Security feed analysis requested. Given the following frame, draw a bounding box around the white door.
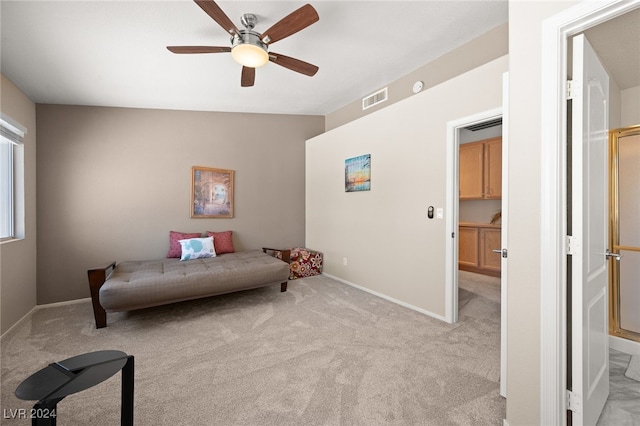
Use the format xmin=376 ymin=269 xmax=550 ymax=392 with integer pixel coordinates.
xmin=570 ymin=34 xmax=610 ymax=426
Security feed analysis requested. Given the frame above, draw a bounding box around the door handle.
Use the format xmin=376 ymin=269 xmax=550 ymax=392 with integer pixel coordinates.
xmin=601 ymin=249 xmax=622 ymax=261
xmin=492 ymin=248 xmax=508 ymax=258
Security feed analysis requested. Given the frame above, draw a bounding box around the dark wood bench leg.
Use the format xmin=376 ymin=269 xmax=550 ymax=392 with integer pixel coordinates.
xmin=92 ymin=304 xmax=107 ymax=329
xmin=88 ymin=262 xmax=116 ymax=329
xmin=263 ymin=248 xmax=290 ymax=293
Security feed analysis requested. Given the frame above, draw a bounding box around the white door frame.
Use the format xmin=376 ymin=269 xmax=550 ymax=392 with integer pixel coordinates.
xmin=540 ymin=0 xmax=639 ymax=424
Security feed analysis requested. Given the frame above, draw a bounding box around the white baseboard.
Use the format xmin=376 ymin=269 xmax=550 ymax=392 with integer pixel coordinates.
xmin=609 ymin=335 xmax=640 ymax=356
xmin=1 ymin=297 xmax=91 ymax=341
xmin=0 ymin=305 xmax=37 ymax=341
xmin=36 ymin=297 xmax=91 ymax=309
xmin=503 ymin=419 xmax=509 ymax=426
xmin=322 ymin=273 xmax=448 ymax=323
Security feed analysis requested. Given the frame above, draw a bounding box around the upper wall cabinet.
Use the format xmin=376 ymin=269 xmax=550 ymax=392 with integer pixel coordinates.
xmin=459 ymin=137 xmax=502 ymax=199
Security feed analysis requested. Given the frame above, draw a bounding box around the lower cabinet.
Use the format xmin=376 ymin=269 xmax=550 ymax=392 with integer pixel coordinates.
xmin=459 ymin=223 xmax=501 ymax=277
xmin=459 ymin=227 xmax=479 ymax=268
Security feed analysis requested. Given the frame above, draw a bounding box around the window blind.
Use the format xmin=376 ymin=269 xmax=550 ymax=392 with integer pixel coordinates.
xmin=0 ymin=113 xmax=26 ymax=145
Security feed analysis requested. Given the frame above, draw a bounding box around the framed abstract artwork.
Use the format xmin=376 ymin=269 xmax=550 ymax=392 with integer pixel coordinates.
xmin=345 ymin=154 xmax=371 ymax=192
xmin=191 ymin=166 xmax=234 ymax=218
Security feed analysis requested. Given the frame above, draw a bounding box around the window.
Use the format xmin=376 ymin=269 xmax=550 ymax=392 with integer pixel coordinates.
xmin=1 ymin=113 xmax=26 ymax=241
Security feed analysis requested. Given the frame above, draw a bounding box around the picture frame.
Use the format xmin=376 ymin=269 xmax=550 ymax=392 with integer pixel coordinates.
xmin=191 ymin=166 xmax=234 ymax=218
xmin=345 ymin=154 xmax=371 ymax=192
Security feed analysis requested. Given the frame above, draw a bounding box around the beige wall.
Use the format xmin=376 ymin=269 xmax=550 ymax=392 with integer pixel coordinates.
xmin=610 ymin=76 xmax=622 ymax=129
xmin=621 ymin=85 xmax=640 ymax=127
xmin=459 ymin=200 xmax=502 ymax=224
xmin=306 ymin=56 xmax=507 ymax=318
xmin=0 ymin=74 xmax=37 ymax=335
xmin=506 ymin=1 xmax=578 ymax=425
xmin=36 ymin=105 xmax=323 ymax=304
xmin=325 ymin=23 xmax=508 ymax=132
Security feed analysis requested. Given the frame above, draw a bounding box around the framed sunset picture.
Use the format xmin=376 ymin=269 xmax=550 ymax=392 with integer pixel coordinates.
xmin=345 ymin=154 xmax=371 ymax=192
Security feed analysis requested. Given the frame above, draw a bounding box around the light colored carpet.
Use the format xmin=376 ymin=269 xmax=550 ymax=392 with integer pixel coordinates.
xmin=1 ymin=273 xmax=505 ymax=425
xmin=626 ymin=355 xmax=640 ymax=382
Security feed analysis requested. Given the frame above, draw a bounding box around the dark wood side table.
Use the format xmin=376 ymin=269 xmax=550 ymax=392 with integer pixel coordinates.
xmin=15 ymin=350 xmax=134 ymax=426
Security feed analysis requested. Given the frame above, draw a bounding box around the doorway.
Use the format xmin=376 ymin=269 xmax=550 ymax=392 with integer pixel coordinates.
xmin=445 ymin=99 xmax=508 ymax=397
xmin=540 ymin=1 xmax=640 ymax=423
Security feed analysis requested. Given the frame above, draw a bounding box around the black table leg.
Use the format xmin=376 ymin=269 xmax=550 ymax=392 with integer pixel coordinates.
xmin=32 ymin=398 xmax=62 ymax=426
xmin=16 ymin=351 xmax=134 ymax=425
xmin=121 ymin=356 xmax=134 ymax=426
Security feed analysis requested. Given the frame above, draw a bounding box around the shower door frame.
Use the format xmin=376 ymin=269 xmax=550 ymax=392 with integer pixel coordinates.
xmin=609 ymin=124 xmax=640 ymax=343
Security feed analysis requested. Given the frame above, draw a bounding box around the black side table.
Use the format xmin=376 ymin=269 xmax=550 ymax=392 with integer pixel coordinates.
xmin=15 ymin=350 xmax=134 ymax=426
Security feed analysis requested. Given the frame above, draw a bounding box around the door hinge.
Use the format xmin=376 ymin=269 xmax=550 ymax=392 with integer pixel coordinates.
xmin=567 ymin=80 xmax=576 ymax=100
xmin=566 ymin=389 xmax=582 ymax=413
xmin=566 ymin=235 xmax=577 ymax=255
xmin=567 ymin=80 xmax=581 ymax=100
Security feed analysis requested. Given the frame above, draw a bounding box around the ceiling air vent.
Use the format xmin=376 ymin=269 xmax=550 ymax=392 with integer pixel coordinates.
xmin=465 ymin=118 xmax=503 ymax=131
xmin=362 ymin=87 xmax=388 ymax=111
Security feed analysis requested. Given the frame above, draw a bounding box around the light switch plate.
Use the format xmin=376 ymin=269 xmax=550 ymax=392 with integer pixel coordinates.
xmin=436 ymin=208 xmax=443 ymax=219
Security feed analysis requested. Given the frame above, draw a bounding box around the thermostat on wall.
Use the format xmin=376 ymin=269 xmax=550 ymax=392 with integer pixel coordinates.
xmin=412 ymin=81 xmax=424 ymax=94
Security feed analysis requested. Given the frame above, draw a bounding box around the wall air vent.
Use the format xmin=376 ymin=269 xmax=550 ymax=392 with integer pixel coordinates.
xmin=465 ymin=118 xmax=503 ymax=131
xmin=362 ymin=87 xmax=388 ymax=111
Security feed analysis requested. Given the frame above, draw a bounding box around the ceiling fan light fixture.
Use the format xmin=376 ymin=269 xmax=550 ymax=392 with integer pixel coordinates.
xmin=231 ymin=31 xmax=269 ymax=68
xmin=168 ymin=2 xmax=320 ymax=87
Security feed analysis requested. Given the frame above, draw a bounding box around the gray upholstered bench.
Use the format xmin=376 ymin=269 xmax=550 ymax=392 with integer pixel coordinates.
xmin=88 ymin=249 xmax=290 ymax=328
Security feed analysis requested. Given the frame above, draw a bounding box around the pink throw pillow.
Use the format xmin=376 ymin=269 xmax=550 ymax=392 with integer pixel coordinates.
xmin=167 ymin=231 xmax=201 ymax=258
xmin=206 ymin=231 xmax=235 ymax=254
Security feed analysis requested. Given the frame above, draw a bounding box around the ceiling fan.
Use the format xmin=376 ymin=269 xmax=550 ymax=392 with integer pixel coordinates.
xmin=167 ymin=0 xmax=320 ymax=87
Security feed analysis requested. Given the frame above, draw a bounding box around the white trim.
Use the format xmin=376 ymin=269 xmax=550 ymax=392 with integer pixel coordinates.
xmin=539 ymin=1 xmax=640 ymax=424
xmin=445 ymin=119 xmax=458 ymax=324
xmin=322 ymin=273 xmax=448 ymax=323
xmin=0 ymin=113 xmax=27 ymax=136
xmin=37 ymin=297 xmax=91 ymax=309
xmin=609 ymin=336 xmax=640 ymax=356
xmin=500 ymin=71 xmax=509 ymax=399
xmin=540 ymin=10 xmax=567 ymax=425
xmin=0 ymin=236 xmax=25 ymax=245
xmin=0 ymin=298 xmax=91 ymax=341
xmin=445 ymin=107 xmax=502 ymax=325
xmin=0 ymin=305 xmax=37 ymax=341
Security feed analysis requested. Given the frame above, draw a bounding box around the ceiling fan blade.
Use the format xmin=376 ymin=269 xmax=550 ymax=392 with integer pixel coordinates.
xmin=269 ymin=52 xmax=318 ymax=77
xmin=194 ymin=0 xmax=239 ymax=35
xmin=167 ymin=46 xmax=231 ymax=54
xmin=241 ymin=67 xmax=255 ymax=87
xmin=261 ymin=4 xmax=319 ymax=45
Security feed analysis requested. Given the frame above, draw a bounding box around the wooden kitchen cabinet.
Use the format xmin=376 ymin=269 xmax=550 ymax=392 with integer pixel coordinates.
xmin=459 ymin=222 xmax=501 ymax=277
xmin=458 ymin=226 xmax=479 ymax=268
xmin=459 ymin=137 xmax=502 ymax=199
xmin=459 ymin=142 xmax=484 ymax=199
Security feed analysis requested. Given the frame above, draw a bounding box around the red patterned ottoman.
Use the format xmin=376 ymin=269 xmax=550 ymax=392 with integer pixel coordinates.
xmin=268 ymin=247 xmax=323 ymax=280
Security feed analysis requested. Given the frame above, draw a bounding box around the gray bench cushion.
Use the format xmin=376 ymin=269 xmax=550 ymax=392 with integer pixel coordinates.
xmin=99 ymin=250 xmax=289 ymax=311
